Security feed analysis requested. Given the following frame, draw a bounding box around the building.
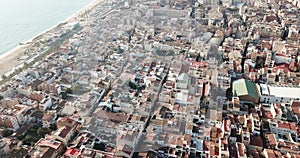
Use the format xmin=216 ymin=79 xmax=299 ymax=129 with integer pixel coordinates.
xmin=52 ymin=126 xmax=75 ymax=145
xmin=63 ymin=148 xmax=81 ymax=158
xmin=42 ymin=112 xmax=57 ymax=128
xmin=0 ymin=138 xmax=11 ymax=157
xmin=176 ymin=73 xmax=191 ymax=89
xmin=260 ymin=84 xmax=300 ymax=104
xmin=13 ymin=104 xmax=31 ymax=125
xmin=232 ymin=79 xmax=260 ymax=103
xmin=29 ymin=137 xmax=64 ymax=158
xmin=269 ymin=120 xmax=298 ymax=142
xmin=0 ymin=115 xmax=19 ymax=131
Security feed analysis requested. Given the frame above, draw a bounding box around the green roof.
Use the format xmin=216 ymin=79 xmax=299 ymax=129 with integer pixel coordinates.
xmin=233 ymin=79 xmax=259 ymax=99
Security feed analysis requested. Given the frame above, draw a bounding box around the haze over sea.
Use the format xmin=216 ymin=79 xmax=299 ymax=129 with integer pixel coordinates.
xmin=0 ymin=0 xmax=93 ymax=55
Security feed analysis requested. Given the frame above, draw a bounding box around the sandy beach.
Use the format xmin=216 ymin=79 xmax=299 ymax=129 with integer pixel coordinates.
xmin=0 ymin=0 xmax=104 ymax=76
xmin=0 ymin=45 xmax=27 ymax=75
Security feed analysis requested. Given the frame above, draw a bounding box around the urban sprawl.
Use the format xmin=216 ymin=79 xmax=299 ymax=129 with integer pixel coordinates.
xmin=0 ymin=0 xmax=300 ymax=157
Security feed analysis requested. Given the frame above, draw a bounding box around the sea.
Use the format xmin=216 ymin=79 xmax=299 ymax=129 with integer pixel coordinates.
xmin=0 ymin=0 xmax=93 ymax=55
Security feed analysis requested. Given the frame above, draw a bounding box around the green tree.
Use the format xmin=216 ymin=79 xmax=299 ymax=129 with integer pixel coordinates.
xmin=93 ymin=143 xmax=106 ymax=151
xmin=17 ymin=135 xmax=25 ymax=140
xmin=23 ymin=135 xmax=33 ymax=146
xmin=24 ymin=135 xmax=32 ymax=142
xmin=128 ymin=80 xmax=137 ymax=89
xmin=2 ymin=128 xmax=12 ymax=137
xmin=62 ymin=92 xmax=68 ymax=99
xmin=49 ymin=123 xmax=58 ymax=131
xmin=66 ymin=88 xmax=73 ymax=94
xmin=37 ymin=127 xmax=45 ymax=137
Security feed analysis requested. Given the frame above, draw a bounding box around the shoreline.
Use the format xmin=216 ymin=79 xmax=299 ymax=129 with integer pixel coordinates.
xmin=0 ymin=0 xmax=104 ymax=76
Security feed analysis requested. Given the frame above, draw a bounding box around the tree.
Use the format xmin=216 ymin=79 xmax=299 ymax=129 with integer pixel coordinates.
xmin=128 ymin=80 xmax=137 ymax=89
xmin=37 ymin=127 xmax=45 ymax=137
xmin=25 ymin=135 xmax=32 ymax=141
xmin=66 ymin=88 xmax=73 ymax=94
xmin=62 ymin=92 xmax=68 ymax=99
xmin=2 ymin=128 xmax=12 ymax=137
xmin=17 ymin=135 xmax=25 ymax=140
xmin=49 ymin=123 xmax=57 ymax=131
xmin=93 ymin=142 xmax=106 ymax=151
xmin=23 ymin=135 xmax=33 ymax=146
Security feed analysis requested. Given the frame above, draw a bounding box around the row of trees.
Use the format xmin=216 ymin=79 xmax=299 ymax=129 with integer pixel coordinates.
xmin=17 ymin=125 xmax=52 ymax=146
xmin=0 ymin=123 xmax=57 ymax=146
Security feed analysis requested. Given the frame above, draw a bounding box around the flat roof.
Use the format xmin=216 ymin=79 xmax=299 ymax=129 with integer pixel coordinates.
xmin=233 ymin=79 xmax=259 ymax=99
xmin=268 ymin=85 xmax=300 ymax=99
xmin=175 ymin=89 xmax=188 ymax=104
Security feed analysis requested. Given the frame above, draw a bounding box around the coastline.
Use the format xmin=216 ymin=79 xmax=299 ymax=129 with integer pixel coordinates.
xmin=0 ymin=0 xmax=104 ymax=76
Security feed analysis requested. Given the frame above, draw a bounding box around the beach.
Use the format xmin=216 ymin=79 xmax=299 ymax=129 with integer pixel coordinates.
xmin=0 ymin=45 xmax=27 ymax=75
xmin=0 ymin=0 xmax=104 ymax=76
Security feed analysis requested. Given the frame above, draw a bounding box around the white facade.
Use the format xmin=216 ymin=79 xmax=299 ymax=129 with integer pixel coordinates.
xmin=159 ymin=93 xmax=170 ymax=103
xmin=14 ymin=113 xmax=26 ymax=125
xmin=274 ymin=54 xmax=291 ymax=64
xmin=272 ymin=41 xmax=286 ymax=53
xmin=175 ymin=90 xmax=191 ymax=105
xmin=175 ymin=73 xmax=191 ymax=89
xmin=10 ymin=117 xmax=19 ymax=131
xmin=41 ymin=98 xmax=53 ymax=111
xmin=16 ymin=86 xmax=31 ymax=98
xmin=259 ymin=84 xmax=300 ymax=103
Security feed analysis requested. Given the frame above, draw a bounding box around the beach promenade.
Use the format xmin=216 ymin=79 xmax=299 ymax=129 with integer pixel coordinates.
xmin=0 ymin=0 xmax=104 ymax=76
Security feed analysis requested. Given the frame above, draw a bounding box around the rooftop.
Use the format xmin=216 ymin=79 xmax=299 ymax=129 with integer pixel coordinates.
xmin=64 ymin=148 xmax=81 ymax=157
xmin=233 ymin=79 xmax=259 ymax=99
xmin=35 ymin=137 xmax=62 ymax=150
xmin=268 ymin=85 xmax=300 ymax=99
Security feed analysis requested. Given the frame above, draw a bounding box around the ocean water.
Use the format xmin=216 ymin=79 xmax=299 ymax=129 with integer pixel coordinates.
xmin=0 ymin=0 xmax=93 ymax=55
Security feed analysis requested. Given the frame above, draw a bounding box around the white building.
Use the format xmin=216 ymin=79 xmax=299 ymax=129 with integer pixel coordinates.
xmin=175 ymin=89 xmax=189 ymax=105
xmin=175 ymin=73 xmax=191 ymax=89
xmin=16 ymin=86 xmax=31 ymax=98
xmin=259 ymin=84 xmax=300 ymax=103
xmin=274 ymin=53 xmax=291 ymax=65
xmin=41 ymin=97 xmax=53 ymax=111
xmin=269 ymin=120 xmax=297 ymax=142
xmin=272 ymin=40 xmax=286 ymax=52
